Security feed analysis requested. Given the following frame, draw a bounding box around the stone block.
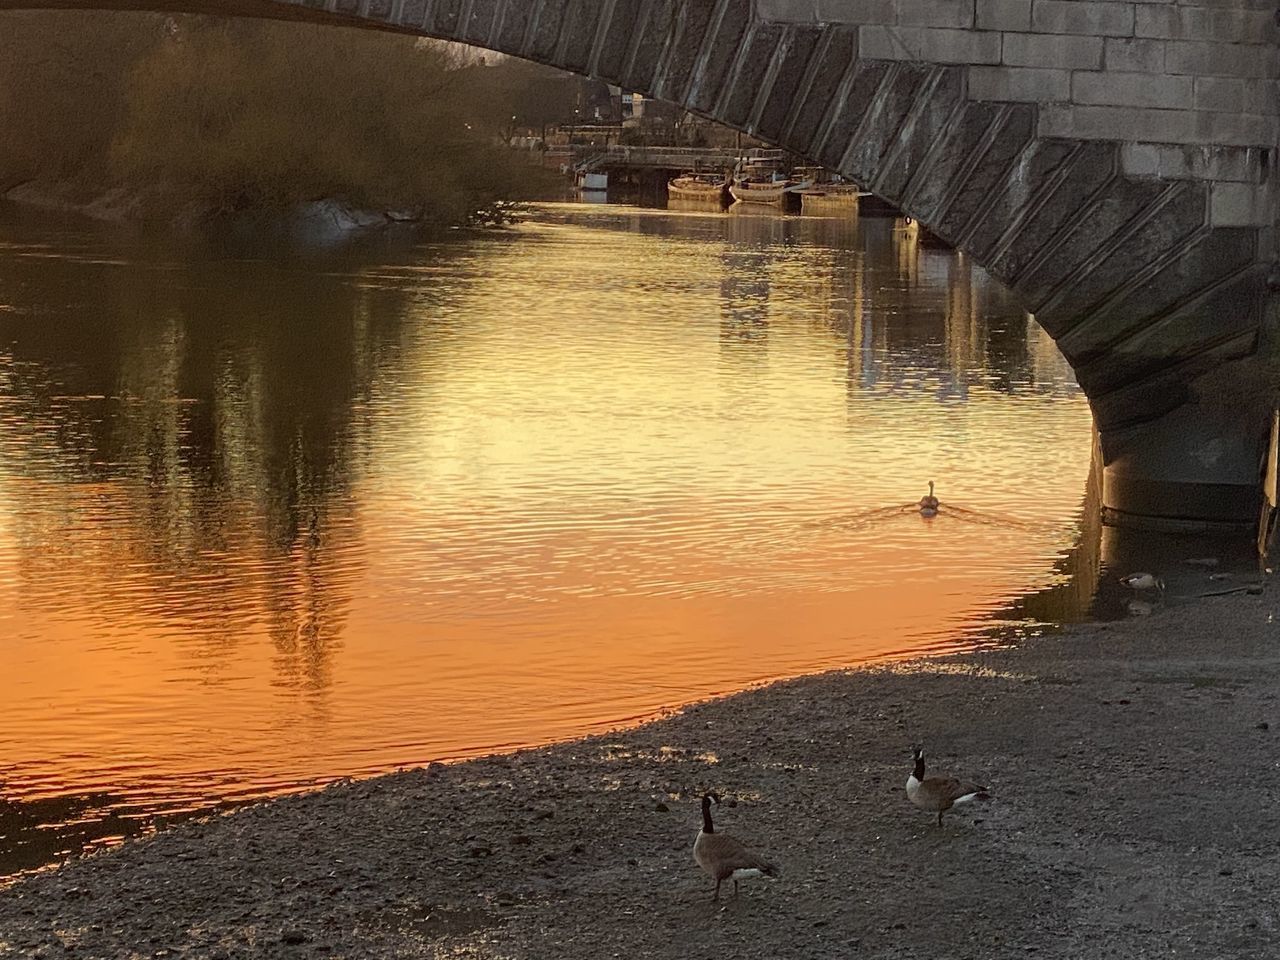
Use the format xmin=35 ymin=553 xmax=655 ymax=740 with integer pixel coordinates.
xmin=426 ymin=0 xmax=463 ymax=37
xmin=560 ymin=0 xmax=602 ymax=72
xmin=1044 ymin=183 xmax=1206 ymax=331
xmin=688 ymin=0 xmax=754 ymax=113
xmin=1087 ymin=328 xmax=1254 ymax=428
xmin=1104 ymin=37 xmax=1166 ymax=72
xmin=965 ymin=139 xmax=1077 ymax=266
xmin=1036 ymin=103 xmax=1076 ymax=137
xmin=1019 ymin=177 xmax=1170 ymax=314
xmin=1136 ymin=5 xmax=1279 ymax=43
xmin=757 ymin=27 xmax=823 ymax=139
xmin=1073 ymin=70 xmax=1194 ymax=109
xmin=1087 ymin=244 xmax=1261 ymax=399
xmin=1040 ymin=104 xmax=1200 ymax=143
xmin=785 ymin=27 xmax=860 ymax=153
xmin=1206 ymin=111 xmax=1280 ymax=147
xmin=976 ymin=0 xmax=1032 ymax=32
xmin=1003 ymin=33 xmax=1104 ymax=70
xmin=460 ymin=0 xmax=500 ymax=44
xmin=1121 ymin=142 xmax=1163 ymax=176
xmin=623 ymin=0 xmax=675 ymax=92
xmin=968 ymin=65 xmax=1072 ymax=101
xmin=1166 ymin=40 xmax=1280 ymax=79
xmin=594 ymin=0 xmax=642 ymax=81
xmin=844 ymin=62 xmax=934 ymax=184
xmin=496 ymin=1 xmax=534 ymax=55
xmin=903 ymin=100 xmax=1002 ymax=222
xmin=876 ymin=66 xmax=966 ymax=198
xmin=1260 ymin=225 xmax=1277 ymax=263
xmin=815 ymin=0 xmax=895 ymax=23
xmin=657 ymin=0 xmax=719 ymax=101
xmin=1194 ymin=77 xmax=1280 ymax=116
xmin=1126 ymin=143 xmax=1269 ymax=182
xmin=529 ymin=0 xmax=570 ymax=62
xmin=366 ymin=0 xmax=394 ymax=22
xmin=1102 ymin=231 xmax=1259 ymax=349
xmin=1031 ymin=0 xmax=1135 ymax=37
xmin=988 ymin=140 xmax=1117 ymax=283
xmin=895 ymin=0 xmax=974 ymax=28
xmin=1177 ymin=0 xmax=1275 ymax=9
xmin=1211 ymin=183 xmax=1272 ymax=226
xmin=858 ymin=26 xmax=1002 ymax=63
xmin=757 ymin=0 xmax=818 ymax=20
xmin=816 ymin=60 xmax=892 ymax=168
xmin=721 ymin=23 xmax=787 ymax=126
xmin=935 ymin=105 xmax=1037 ymax=240
xmin=396 ymin=0 xmax=430 ymax=28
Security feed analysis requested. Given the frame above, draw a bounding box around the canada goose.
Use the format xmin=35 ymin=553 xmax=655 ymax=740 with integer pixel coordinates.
xmin=918 ymin=481 xmax=940 ymax=516
xmin=906 ymin=748 xmax=989 ymax=826
xmin=693 ymin=792 xmax=779 ymax=899
xmin=1119 ymin=572 xmax=1164 ymax=592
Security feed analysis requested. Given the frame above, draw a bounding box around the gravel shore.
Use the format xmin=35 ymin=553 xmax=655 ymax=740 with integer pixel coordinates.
xmin=2 ymin=586 xmax=1277 ymax=959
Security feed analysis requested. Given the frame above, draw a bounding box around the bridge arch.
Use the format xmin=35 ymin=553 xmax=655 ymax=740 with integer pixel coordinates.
xmin=3 ymin=0 xmax=1276 ymax=527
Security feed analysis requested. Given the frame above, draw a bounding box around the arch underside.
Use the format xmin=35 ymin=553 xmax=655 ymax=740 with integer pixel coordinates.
xmin=3 ymin=0 xmax=1269 ymax=468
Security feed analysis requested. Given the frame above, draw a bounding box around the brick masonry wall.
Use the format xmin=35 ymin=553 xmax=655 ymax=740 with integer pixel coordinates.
xmin=758 ymin=0 xmax=1279 ymax=229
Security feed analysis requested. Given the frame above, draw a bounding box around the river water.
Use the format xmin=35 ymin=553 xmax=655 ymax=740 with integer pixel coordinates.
xmin=0 ymin=199 xmax=1097 ymax=878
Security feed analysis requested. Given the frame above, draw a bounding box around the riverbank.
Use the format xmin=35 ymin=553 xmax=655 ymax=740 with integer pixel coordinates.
xmin=1 ymin=585 xmax=1277 ymax=958
xmin=1 ymin=180 xmax=483 ymax=239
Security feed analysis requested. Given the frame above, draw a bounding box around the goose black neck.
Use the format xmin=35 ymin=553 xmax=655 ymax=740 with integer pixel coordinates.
xmin=701 ymin=795 xmax=715 ymax=834
xmin=913 ymin=755 xmax=925 ymax=780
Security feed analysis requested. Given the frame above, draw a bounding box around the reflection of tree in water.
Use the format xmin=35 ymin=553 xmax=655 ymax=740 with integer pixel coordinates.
xmin=0 ymin=240 xmax=410 ymax=694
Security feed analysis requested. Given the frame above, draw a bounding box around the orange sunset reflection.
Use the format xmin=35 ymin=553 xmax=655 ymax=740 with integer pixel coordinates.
xmin=0 ymin=203 xmax=1094 ymax=874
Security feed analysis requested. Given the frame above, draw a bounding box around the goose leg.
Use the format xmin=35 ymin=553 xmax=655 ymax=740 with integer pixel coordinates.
xmin=733 ymin=880 xmax=739 ymax=898
xmin=937 ymin=810 xmax=943 ymax=827
xmin=713 ymin=879 xmax=721 ymax=901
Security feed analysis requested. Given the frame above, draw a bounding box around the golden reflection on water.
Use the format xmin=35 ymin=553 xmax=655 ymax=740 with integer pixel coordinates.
xmin=0 ymin=202 xmax=1093 ymax=875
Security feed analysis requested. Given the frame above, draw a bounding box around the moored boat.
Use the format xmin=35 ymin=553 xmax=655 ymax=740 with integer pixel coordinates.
xmin=729 ymin=177 xmax=790 ymax=204
xmin=798 ymin=182 xmax=866 ymax=208
xmin=668 ymin=172 xmax=729 ymax=203
xmin=729 ymin=163 xmax=814 ymax=206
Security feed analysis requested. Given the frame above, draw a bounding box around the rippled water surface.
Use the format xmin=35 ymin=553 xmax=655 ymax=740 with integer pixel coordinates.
xmin=0 ymin=201 xmax=1097 ymax=877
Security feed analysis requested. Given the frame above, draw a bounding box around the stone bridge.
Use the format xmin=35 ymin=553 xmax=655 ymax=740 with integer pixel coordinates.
xmin=6 ymin=0 xmax=1280 ymax=528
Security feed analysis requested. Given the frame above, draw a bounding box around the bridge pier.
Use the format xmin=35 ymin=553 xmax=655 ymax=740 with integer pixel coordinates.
xmin=1099 ymin=352 xmax=1273 ymax=532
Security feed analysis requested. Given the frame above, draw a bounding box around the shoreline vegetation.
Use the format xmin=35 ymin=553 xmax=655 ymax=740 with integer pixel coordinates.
xmin=1 ymin=586 xmax=1276 ymax=958
xmin=0 ymin=13 xmax=561 ymax=231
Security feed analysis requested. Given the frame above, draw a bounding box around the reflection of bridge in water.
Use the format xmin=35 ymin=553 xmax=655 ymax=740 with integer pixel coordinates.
xmin=669 ymin=207 xmax=1078 ymax=405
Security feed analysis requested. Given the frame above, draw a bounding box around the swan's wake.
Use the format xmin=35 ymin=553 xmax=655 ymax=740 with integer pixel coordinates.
xmin=816 ymin=500 xmax=1055 ymax=534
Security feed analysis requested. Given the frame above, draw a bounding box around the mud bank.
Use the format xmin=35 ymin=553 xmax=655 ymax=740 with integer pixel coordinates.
xmin=1 ymin=587 xmax=1277 ymax=959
